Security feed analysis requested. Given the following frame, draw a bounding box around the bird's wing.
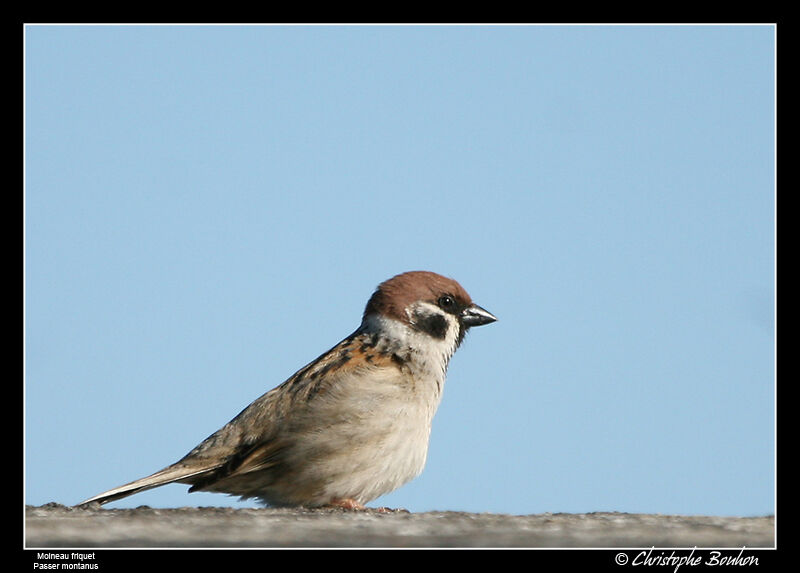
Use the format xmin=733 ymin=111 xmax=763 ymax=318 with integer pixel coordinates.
xmin=219 ymin=328 xmax=400 ymax=433
xmin=187 ymin=331 xmax=404 ymax=482
xmin=78 ymin=330 xmax=402 ymax=505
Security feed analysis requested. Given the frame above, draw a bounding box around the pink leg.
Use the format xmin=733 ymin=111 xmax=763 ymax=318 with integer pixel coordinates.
xmin=324 ymin=498 xmax=402 ymax=512
xmin=326 ymin=498 xmax=367 ymax=510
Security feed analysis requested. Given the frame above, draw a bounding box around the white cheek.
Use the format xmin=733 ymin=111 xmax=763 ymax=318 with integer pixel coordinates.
xmin=362 ymin=309 xmax=460 ymax=382
xmin=407 ymin=302 xmax=461 ymax=353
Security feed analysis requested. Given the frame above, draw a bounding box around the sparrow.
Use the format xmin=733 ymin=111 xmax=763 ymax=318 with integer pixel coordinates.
xmin=78 ymin=271 xmax=496 ymax=510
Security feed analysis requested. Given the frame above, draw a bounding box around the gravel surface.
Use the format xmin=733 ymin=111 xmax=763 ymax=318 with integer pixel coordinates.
xmin=25 ymin=503 xmax=775 ymax=548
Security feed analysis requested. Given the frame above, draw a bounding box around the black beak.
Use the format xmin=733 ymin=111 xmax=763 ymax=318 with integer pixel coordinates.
xmin=461 ymin=304 xmax=498 ymax=327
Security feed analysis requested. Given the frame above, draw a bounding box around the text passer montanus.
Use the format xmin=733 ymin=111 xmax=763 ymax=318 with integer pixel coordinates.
xmin=79 ymin=271 xmax=496 ymax=510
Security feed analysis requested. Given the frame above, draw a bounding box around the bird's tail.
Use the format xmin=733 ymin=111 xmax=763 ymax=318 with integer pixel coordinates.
xmin=77 ymin=463 xmax=217 ymax=506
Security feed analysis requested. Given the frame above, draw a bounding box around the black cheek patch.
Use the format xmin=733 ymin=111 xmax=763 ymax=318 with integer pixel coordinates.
xmin=416 ymin=313 xmax=449 ymax=340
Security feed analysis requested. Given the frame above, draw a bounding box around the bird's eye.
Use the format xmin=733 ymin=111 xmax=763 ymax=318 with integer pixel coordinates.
xmin=438 ymin=295 xmax=456 ymax=310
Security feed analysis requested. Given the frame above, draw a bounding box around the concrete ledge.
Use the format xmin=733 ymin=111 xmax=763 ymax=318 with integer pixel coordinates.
xmin=25 ymin=503 xmax=774 ymax=548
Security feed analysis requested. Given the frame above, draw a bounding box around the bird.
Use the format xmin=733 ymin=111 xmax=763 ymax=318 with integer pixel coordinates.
xmin=78 ymin=271 xmax=497 ymax=510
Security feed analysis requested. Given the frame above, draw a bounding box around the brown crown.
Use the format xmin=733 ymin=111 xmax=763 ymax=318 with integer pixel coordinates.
xmin=363 ymin=271 xmax=473 ymax=323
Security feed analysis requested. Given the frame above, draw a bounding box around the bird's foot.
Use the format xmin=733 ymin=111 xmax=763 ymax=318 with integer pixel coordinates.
xmin=324 ymin=498 xmax=406 ymax=513
xmin=326 ymin=498 xmax=367 ymax=511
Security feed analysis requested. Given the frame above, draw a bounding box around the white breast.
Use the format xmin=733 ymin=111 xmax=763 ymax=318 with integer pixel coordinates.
xmin=282 ymin=315 xmax=456 ymax=505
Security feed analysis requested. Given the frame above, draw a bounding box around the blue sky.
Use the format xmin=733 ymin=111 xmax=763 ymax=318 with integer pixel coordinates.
xmin=24 ymin=24 xmax=775 ymax=517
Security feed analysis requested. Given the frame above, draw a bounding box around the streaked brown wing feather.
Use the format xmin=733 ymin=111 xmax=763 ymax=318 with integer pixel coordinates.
xmin=185 ymin=330 xmax=404 ymax=488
